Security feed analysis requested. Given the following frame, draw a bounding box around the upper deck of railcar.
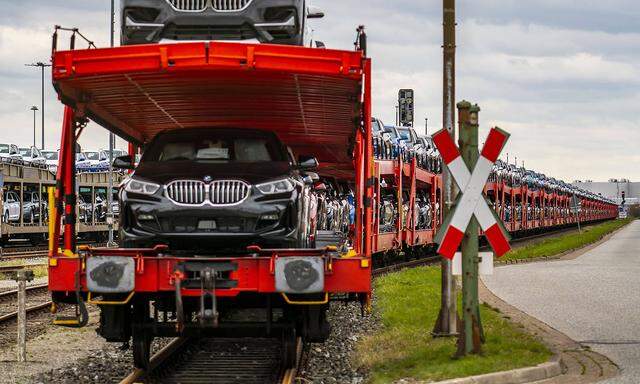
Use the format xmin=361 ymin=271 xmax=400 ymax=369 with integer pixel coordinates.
xmin=51 ymin=41 xmax=366 ymax=179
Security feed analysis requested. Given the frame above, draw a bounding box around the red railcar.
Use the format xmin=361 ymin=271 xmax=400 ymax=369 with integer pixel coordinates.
xmin=47 ymin=32 xmax=617 ymax=368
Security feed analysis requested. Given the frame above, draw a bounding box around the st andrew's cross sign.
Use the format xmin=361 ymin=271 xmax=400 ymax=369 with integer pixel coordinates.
xmin=432 ymin=127 xmax=511 ymax=259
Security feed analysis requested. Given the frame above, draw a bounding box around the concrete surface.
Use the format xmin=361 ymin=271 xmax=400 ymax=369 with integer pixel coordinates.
xmin=483 ymin=220 xmax=640 ymax=384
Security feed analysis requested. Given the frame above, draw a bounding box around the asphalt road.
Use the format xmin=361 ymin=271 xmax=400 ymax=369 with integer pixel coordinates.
xmin=483 ymin=220 xmax=640 ymax=384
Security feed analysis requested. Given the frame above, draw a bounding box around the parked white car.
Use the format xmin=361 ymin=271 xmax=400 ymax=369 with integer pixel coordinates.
xmin=19 ymin=146 xmax=46 ymax=167
xmin=41 ymin=150 xmax=60 ymax=173
xmin=78 ymin=151 xmax=101 ymax=171
xmin=97 ymin=149 xmax=128 ymax=170
xmin=2 ymin=191 xmax=21 ymax=223
xmin=0 ymin=144 xmax=24 ymax=164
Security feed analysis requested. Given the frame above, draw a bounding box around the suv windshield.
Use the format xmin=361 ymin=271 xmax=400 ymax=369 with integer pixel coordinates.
xmin=144 ymin=129 xmax=287 ymax=163
xmin=84 ymin=152 xmax=99 ymax=160
xmin=397 ymin=127 xmax=413 ymax=142
xmin=42 ymin=151 xmax=58 ymax=160
xmin=384 ymin=127 xmax=399 ymax=140
xmin=19 ymin=148 xmax=30 ymax=156
xmin=0 ymin=144 xmax=8 ymax=154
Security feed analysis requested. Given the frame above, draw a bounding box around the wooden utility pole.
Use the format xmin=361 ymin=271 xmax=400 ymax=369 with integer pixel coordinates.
xmin=433 ymin=0 xmax=458 ymax=337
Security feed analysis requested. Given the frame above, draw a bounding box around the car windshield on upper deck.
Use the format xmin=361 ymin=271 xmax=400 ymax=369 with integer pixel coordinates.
xmin=0 ymin=144 xmax=9 ymax=154
xmin=42 ymin=151 xmax=59 ymax=160
xmin=143 ymin=129 xmax=288 ymax=164
xmin=397 ymin=127 xmax=413 ymax=141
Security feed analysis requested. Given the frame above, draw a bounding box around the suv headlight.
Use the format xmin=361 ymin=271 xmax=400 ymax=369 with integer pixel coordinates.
xmin=256 ymin=179 xmax=294 ymax=195
xmin=124 ymin=178 xmax=160 ymax=195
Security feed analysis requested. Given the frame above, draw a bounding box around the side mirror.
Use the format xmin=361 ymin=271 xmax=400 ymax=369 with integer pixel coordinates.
xmin=297 ymin=156 xmax=318 ymax=170
xmin=307 ymin=5 xmax=325 ymax=18
xmin=113 ymin=155 xmax=134 ymax=170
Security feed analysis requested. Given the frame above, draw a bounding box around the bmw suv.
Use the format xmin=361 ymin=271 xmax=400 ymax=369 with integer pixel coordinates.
xmin=114 ymin=128 xmax=318 ymax=252
xmin=121 ymin=0 xmax=324 ymax=46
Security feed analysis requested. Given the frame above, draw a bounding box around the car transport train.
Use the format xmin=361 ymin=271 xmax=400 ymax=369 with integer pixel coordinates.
xmin=45 ymin=26 xmax=618 ymax=370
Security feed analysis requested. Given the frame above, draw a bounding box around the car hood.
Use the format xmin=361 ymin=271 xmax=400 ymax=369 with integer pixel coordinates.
xmin=133 ymin=161 xmax=292 ymax=185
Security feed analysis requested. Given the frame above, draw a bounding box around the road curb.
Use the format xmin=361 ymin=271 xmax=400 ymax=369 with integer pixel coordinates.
xmin=434 ymin=356 xmax=562 ymax=384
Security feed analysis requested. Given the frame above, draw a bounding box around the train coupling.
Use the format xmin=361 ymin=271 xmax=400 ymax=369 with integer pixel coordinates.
xmin=198 ymin=267 xmax=219 ymax=327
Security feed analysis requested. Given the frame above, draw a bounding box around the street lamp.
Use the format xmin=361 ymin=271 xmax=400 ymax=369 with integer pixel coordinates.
xmin=107 ymin=0 xmax=117 ymax=246
xmin=30 ymin=106 xmax=38 ymax=147
xmin=25 ymin=62 xmax=51 ymax=150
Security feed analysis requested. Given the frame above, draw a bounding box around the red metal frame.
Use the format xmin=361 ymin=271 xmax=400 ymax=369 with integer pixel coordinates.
xmin=49 ymin=41 xmax=373 ymax=297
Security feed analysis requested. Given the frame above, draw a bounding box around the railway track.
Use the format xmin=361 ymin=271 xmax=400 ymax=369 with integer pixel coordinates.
xmin=0 ymin=241 xmax=107 ymax=261
xmin=120 ymin=337 xmax=302 ymax=384
xmin=116 ymin=254 xmax=437 ymax=384
xmin=0 ymin=263 xmax=48 ymax=274
xmin=0 ymin=283 xmax=51 ymax=325
xmin=111 ymin=227 xmax=583 ymax=384
xmin=0 ymin=250 xmax=49 ymax=261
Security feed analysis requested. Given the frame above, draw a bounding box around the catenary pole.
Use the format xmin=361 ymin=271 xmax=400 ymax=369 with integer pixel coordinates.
xmin=41 ymin=64 xmax=44 ymax=149
xmin=107 ymin=0 xmax=116 ymax=246
xmin=25 ymin=62 xmax=50 ymax=149
xmin=433 ymin=0 xmax=458 ymax=337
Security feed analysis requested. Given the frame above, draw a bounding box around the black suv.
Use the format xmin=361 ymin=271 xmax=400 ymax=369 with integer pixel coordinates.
xmin=115 ymin=128 xmax=318 ymax=252
xmin=121 ymin=0 xmax=324 ymax=46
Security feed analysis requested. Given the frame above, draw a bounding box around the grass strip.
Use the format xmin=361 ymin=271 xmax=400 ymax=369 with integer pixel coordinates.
xmin=356 ymin=266 xmax=551 ymax=383
xmin=503 ymin=218 xmax=633 ymax=261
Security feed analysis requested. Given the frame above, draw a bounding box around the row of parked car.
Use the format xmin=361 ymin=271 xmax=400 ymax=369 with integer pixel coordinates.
xmin=1 ymin=190 xmax=48 ymax=224
xmin=0 ymin=143 xmax=131 ymax=174
xmin=372 ymin=118 xmax=443 ymax=174
xmin=2 ymin=189 xmax=119 ymax=225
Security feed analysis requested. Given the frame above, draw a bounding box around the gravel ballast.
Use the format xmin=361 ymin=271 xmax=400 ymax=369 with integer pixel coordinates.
xmin=299 ymin=300 xmax=378 ymax=384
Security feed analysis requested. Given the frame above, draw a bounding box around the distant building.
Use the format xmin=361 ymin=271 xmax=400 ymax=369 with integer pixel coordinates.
xmin=572 ymin=179 xmax=639 ymax=206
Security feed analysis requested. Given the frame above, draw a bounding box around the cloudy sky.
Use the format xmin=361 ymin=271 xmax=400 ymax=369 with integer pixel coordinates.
xmin=1 ymin=0 xmax=638 ymax=181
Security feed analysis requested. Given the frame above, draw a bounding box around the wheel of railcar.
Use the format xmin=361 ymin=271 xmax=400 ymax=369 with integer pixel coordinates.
xmin=281 ymin=327 xmax=297 ymax=369
xmin=132 ymin=300 xmax=153 ymax=369
xmin=132 ymin=328 xmax=151 ymax=370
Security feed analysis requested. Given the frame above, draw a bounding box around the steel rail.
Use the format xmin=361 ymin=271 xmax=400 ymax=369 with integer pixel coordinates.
xmin=0 ymin=283 xmax=49 ymax=299
xmin=0 ymin=263 xmax=48 ymax=273
xmin=280 ymin=337 xmax=305 ymax=384
xmin=0 ymin=301 xmax=52 ymax=324
xmin=119 ymin=337 xmax=189 ymax=384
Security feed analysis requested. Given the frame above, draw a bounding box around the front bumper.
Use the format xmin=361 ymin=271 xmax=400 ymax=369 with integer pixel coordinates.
xmin=121 ymin=0 xmax=303 ymax=45
xmin=121 ymin=190 xmax=300 ymax=250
